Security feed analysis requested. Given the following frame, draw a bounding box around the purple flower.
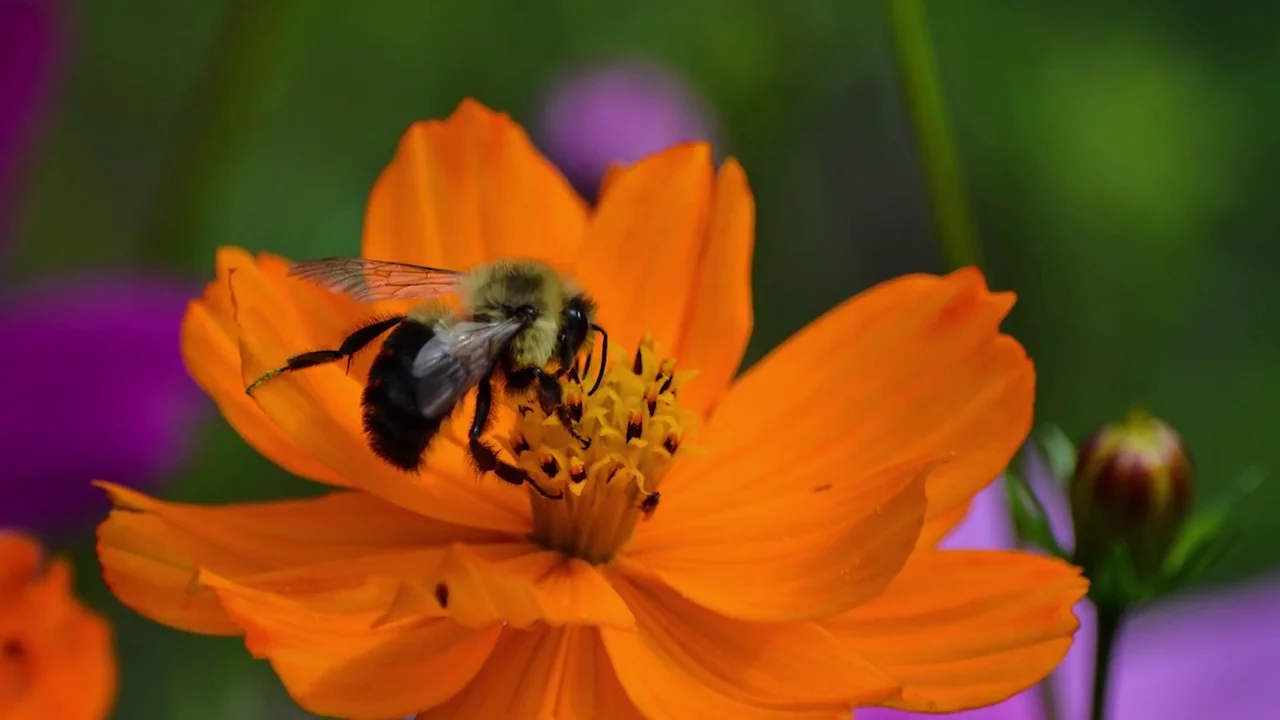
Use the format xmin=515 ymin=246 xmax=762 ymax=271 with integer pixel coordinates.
xmin=858 ymin=457 xmax=1280 ymax=720
xmin=1 ymin=0 xmax=62 ymax=249
xmin=0 ymin=276 xmax=205 ymax=534
xmin=535 ymin=59 xmax=717 ymax=198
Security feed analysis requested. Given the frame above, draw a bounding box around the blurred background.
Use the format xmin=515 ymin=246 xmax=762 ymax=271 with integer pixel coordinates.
xmin=2 ymin=0 xmax=1277 ymax=717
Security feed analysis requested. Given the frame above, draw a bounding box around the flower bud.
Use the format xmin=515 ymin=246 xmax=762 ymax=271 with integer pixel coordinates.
xmin=1070 ymin=408 xmax=1194 ymax=581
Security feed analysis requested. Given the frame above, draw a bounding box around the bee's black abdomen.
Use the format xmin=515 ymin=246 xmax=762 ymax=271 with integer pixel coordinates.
xmin=361 ymin=320 xmax=440 ymax=472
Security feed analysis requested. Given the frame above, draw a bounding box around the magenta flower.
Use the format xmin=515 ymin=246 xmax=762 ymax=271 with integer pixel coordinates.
xmin=857 ymin=455 xmax=1280 ymax=720
xmin=535 ymin=58 xmax=717 ymax=198
xmin=0 ymin=1 xmax=204 ymax=535
xmin=0 ymin=276 xmax=205 ymax=534
xmin=1 ymin=0 xmax=61 ymax=247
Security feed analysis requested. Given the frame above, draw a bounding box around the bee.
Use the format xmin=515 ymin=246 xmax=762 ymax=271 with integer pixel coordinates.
xmin=245 ymin=257 xmax=609 ymax=499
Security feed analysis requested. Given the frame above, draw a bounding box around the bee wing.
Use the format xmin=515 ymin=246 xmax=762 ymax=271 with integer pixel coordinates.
xmin=288 ymin=258 xmax=465 ymax=302
xmin=411 ymin=317 xmax=525 ymax=418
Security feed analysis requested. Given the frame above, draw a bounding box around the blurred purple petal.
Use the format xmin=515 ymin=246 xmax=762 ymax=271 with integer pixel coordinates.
xmin=1021 ymin=443 xmax=1075 ymax=552
xmin=1049 ymin=575 xmax=1280 ymax=720
xmin=536 ymin=59 xmax=717 ymax=199
xmin=939 ymin=478 xmax=1018 ymax=550
xmin=0 ymin=275 xmax=204 ymax=533
xmin=855 ymin=691 xmax=1044 ymax=720
xmin=0 ymin=0 xmax=62 ymax=247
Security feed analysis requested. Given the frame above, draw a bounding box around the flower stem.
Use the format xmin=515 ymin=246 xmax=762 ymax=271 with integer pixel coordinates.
xmin=883 ymin=0 xmax=982 ymax=271
xmin=1090 ymin=603 xmax=1124 ymax=720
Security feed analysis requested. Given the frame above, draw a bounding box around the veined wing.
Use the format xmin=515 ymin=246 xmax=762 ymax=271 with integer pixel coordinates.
xmin=288 ymin=257 xmax=465 ymax=302
xmin=412 ymin=317 xmax=524 ymax=418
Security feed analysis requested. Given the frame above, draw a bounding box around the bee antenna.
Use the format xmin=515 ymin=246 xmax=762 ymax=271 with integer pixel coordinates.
xmin=588 ymin=324 xmax=608 ymax=395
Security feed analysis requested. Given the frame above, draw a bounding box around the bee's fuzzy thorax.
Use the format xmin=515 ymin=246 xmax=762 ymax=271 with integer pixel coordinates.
xmin=461 ymin=259 xmax=576 ymax=371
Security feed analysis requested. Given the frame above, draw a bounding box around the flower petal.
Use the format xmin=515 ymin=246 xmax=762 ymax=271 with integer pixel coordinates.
xmin=1 ymin=533 xmax=117 ymax=720
xmin=204 ymin=571 xmax=501 ymax=720
xmin=0 ymin=531 xmax=41 ymax=587
xmin=182 ymin=247 xmax=354 ymax=488
xmin=824 ymin=550 xmax=1086 ymax=713
xmin=855 ymin=693 xmax=1044 ymax=720
xmin=228 ymin=542 xmax=634 ymax=632
xmin=94 ymin=482 xmax=505 ymax=635
xmin=665 ymin=268 xmax=1032 ymax=549
xmin=1 ymin=275 xmax=204 ymax=531
xmin=607 ymin=567 xmax=900 ymax=708
xmin=576 ymin=143 xmax=751 ymax=413
xmin=225 ymin=251 xmax=531 ymax=533
xmin=362 ymin=98 xmax=587 ymax=270
xmin=97 ymin=482 xmax=632 ymax=641
xmin=670 ymin=158 xmax=755 ymax=419
xmin=626 ymin=453 xmax=934 ymax=622
xmin=600 ymin=573 xmax=863 ymax=720
xmin=418 ymin=626 xmax=645 ymax=720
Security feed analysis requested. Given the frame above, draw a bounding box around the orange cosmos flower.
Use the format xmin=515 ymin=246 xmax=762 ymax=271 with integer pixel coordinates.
xmin=95 ymin=99 xmax=1086 ymax=719
xmin=1 ymin=532 xmax=115 ymax=720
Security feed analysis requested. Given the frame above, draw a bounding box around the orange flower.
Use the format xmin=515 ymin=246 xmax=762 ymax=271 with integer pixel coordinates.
xmin=1 ymin=532 xmax=115 ymax=720
xmin=96 ymin=99 xmax=1086 ymax=719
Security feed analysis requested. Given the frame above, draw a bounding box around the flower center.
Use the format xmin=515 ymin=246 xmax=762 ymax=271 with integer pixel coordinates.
xmin=508 ymin=335 xmax=697 ymax=564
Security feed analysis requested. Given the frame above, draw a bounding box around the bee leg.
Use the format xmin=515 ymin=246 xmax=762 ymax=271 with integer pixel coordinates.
xmin=470 ymin=373 xmax=563 ymax=500
xmin=510 ymin=367 xmax=591 ymax=450
xmin=245 ymin=316 xmax=405 ymax=395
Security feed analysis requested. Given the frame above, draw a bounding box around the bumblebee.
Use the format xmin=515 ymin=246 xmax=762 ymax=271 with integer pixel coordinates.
xmin=245 ymin=257 xmax=608 ymax=499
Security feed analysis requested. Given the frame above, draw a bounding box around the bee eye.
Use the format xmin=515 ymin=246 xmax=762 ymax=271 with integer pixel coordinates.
xmin=515 ymin=305 xmax=538 ymax=324
xmin=561 ymin=301 xmax=590 ymax=351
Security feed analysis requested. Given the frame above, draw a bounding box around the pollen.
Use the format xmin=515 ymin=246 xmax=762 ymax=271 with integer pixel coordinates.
xmin=509 ymin=335 xmax=698 ymax=564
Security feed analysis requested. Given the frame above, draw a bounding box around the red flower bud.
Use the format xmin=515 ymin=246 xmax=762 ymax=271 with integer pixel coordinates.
xmin=1070 ymin=408 xmax=1194 ymax=579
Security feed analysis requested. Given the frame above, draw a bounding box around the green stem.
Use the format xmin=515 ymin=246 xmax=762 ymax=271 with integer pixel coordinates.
xmin=1091 ymin=604 xmax=1124 ymax=720
xmin=142 ymin=0 xmax=302 ymax=268
xmin=883 ymin=0 xmax=982 ymax=271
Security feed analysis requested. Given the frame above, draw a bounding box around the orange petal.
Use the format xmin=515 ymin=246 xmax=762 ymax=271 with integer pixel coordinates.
xmin=362 ymin=98 xmax=588 ymax=270
xmin=481 ymin=550 xmax=635 ymax=630
xmin=576 ymin=144 xmax=755 ymax=419
xmin=665 ymin=267 xmax=1033 ymax=548
xmin=0 ymin=531 xmax=41 ymax=588
xmin=95 ymin=482 xmax=504 ymax=635
xmin=418 ymin=626 xmax=645 ymax=719
xmin=1 ymin=536 xmax=116 ymax=720
xmin=226 ymin=254 xmax=531 ymax=533
xmin=823 ymin=550 xmax=1087 ymax=713
xmin=626 ymin=453 xmax=934 ymax=622
xmin=670 ymin=158 xmax=755 ymax=419
xmin=232 ymin=543 xmax=633 ymax=631
xmin=204 ymin=571 xmax=501 ymax=720
xmin=182 ymin=247 xmax=353 ymax=487
xmin=600 ymin=573 xmax=869 ymax=720
xmin=608 ymin=567 xmax=899 ymax=708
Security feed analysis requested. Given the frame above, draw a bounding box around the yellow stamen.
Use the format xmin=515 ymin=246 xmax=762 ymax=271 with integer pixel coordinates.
xmin=513 ymin=335 xmax=697 ymax=564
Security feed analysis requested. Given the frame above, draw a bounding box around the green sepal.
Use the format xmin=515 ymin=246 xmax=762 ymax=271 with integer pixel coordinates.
xmin=1004 ymin=462 xmax=1069 ymax=560
xmin=1157 ymin=465 xmax=1265 ymax=594
xmin=1085 ymin=542 xmax=1151 ymax=606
